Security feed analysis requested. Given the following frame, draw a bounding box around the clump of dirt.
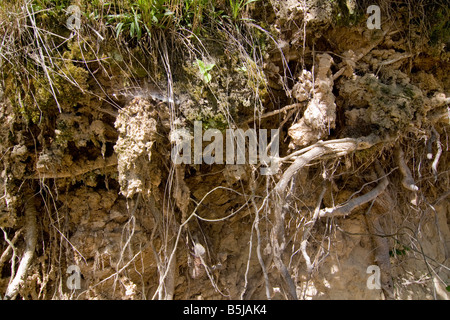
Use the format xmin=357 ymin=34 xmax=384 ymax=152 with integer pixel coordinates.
xmin=114 ymin=97 xmax=169 ymax=199
xmin=338 ymin=73 xmax=423 ymax=133
xmin=288 ymin=53 xmax=336 ymax=147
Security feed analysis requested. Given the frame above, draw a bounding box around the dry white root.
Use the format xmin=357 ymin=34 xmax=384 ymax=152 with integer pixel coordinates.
xmin=4 ymin=192 xmax=37 ymax=300
xmin=396 ymin=147 xmax=419 ymax=192
xmin=318 ymin=161 xmax=389 ymax=218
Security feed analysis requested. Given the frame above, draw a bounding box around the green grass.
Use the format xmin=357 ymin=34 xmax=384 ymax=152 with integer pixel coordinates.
xmin=15 ymin=0 xmax=263 ymax=41
xmin=228 ymin=0 xmax=259 ymax=21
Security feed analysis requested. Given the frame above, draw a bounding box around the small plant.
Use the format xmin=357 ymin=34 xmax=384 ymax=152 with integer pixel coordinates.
xmin=181 ymin=0 xmax=209 ymax=32
xmin=389 ymin=243 xmax=410 ymax=257
xmin=108 ymin=8 xmax=146 ymax=40
xmin=229 ymin=0 xmax=258 ymax=21
xmin=136 ymin=0 xmax=174 ymax=30
xmin=108 ymin=0 xmax=175 ymax=40
xmin=196 ymin=59 xmax=215 ymax=84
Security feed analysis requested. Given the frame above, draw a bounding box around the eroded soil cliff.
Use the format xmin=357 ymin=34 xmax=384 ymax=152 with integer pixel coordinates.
xmin=0 ymin=0 xmax=449 ymax=300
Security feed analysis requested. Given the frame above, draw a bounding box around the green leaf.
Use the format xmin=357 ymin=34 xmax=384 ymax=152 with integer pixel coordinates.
xmin=446 ymin=285 xmax=450 ymax=292
xmin=134 ymin=13 xmax=140 ymax=28
xmin=203 ymin=73 xmax=212 ymax=84
xmin=196 ymin=59 xmax=214 ymax=83
xmin=244 ymin=0 xmax=259 ymax=6
xmin=130 ymin=22 xmax=135 ymax=37
xmin=144 ymin=24 xmax=151 ymax=36
xmin=115 ymin=22 xmax=124 ymax=38
xmin=196 ymin=59 xmax=205 ymax=70
xmin=204 ymin=64 xmax=215 ymax=72
xmin=136 ymin=24 xmax=142 ymax=40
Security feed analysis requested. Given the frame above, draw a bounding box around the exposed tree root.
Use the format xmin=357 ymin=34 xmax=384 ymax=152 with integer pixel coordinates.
xmin=0 ymin=228 xmax=22 ymax=273
xmin=430 ymin=127 xmax=442 ymax=182
xmin=365 ymin=204 xmax=395 ymax=300
xmin=315 ymin=159 xmax=393 ymax=299
xmin=300 ymin=185 xmax=326 ymax=275
xmin=396 ymin=147 xmax=419 ymax=192
xmin=4 ymin=192 xmax=37 ymax=300
xmin=319 ymin=161 xmax=389 ymax=218
xmin=272 ymin=135 xmax=381 ymax=299
xmin=242 ymin=103 xmax=305 ymax=125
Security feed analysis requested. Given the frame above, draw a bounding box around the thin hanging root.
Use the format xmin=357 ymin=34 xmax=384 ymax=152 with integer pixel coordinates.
xmin=251 ymin=197 xmax=271 ymax=300
xmin=4 ymin=192 xmax=37 ymax=300
xmin=0 ymin=228 xmax=22 ymax=270
xmin=396 ymin=147 xmax=419 ymax=192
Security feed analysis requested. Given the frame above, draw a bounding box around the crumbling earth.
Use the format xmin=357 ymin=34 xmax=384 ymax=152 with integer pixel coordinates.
xmin=0 ymin=0 xmax=449 ymax=300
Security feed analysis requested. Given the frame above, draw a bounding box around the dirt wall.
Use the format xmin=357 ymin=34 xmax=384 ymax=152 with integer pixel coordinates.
xmin=0 ymin=0 xmax=449 ymax=300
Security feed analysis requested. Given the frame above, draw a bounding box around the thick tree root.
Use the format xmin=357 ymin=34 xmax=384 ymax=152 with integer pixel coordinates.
xmin=4 ymin=192 xmax=37 ymax=300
